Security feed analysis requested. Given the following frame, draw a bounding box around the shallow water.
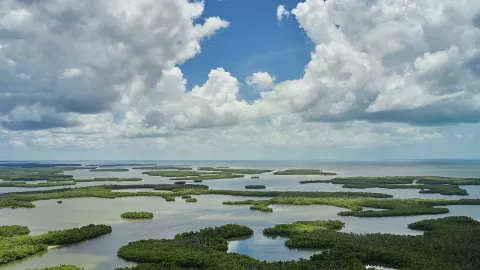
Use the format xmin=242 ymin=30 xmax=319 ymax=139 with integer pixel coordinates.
xmin=1 ymin=160 xmax=480 ymax=269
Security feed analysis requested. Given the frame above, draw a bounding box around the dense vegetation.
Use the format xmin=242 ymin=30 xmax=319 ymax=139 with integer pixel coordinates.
xmin=116 ymin=217 xmax=480 ymax=270
xmin=325 ymin=176 xmax=480 ymax=195
xmin=197 ymin=167 xmax=272 ymax=174
xmin=74 ymin=178 xmax=142 ymax=182
xmin=223 ymin=196 xmax=480 ymax=217
xmin=0 ymin=167 xmax=94 ymax=182
xmin=0 ymin=225 xmax=30 ymax=237
xmin=329 ymin=176 xmax=480 ymax=185
xmin=133 ymin=166 xmax=192 ymax=170
xmin=0 ymin=198 xmax=34 ymax=209
xmin=245 ymin=185 xmax=266 ymax=189
xmin=174 ymin=181 xmax=186 ymax=185
xmin=185 ymin=198 xmax=198 ymax=203
xmin=274 ymin=170 xmax=337 ymax=176
xmin=0 ymin=224 xmax=111 ymax=264
xmin=89 ymin=168 xmax=129 ymax=172
xmin=342 ymin=183 xmax=468 ymax=195
xmin=27 ymin=265 xmax=82 ymax=270
xmin=299 ymin=180 xmax=327 ymax=184
xmin=121 ymin=212 xmax=154 ymax=219
xmin=263 ymin=220 xmax=344 ymax=237
xmin=181 ymin=195 xmax=191 ymax=199
xmin=117 ymin=224 xmax=256 ymax=268
xmin=0 ymin=182 xmax=76 ymax=188
xmin=143 ymin=170 xmax=245 ymax=181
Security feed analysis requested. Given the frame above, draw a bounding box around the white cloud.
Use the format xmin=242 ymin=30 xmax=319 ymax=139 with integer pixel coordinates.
xmin=246 ymin=72 xmax=275 ymax=91
xmin=276 ymin=5 xmax=290 ymax=22
xmin=62 ymin=68 xmax=82 ymax=78
xmin=1 ymin=0 xmax=480 ymax=157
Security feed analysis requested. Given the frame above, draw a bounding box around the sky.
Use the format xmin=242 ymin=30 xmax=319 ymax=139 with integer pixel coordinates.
xmin=0 ymin=0 xmax=480 ymax=160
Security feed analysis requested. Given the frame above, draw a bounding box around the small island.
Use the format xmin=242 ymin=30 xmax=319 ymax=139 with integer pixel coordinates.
xmin=245 ymin=185 xmax=266 ymax=189
xmin=174 ymin=181 xmax=186 ymax=185
xmin=251 ymin=176 xmax=260 ymax=179
xmin=273 ymin=169 xmax=337 ymax=176
xmin=186 ymin=198 xmax=198 ymax=203
xmin=120 ymin=212 xmax=154 ymax=219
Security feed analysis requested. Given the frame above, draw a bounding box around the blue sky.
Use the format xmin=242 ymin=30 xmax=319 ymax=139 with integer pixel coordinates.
xmin=181 ymin=0 xmax=313 ymax=101
xmin=0 ymin=0 xmax=480 ymax=160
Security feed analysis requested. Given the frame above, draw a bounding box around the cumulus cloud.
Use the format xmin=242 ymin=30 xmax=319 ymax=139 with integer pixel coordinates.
xmin=246 ymin=72 xmax=275 ymax=91
xmin=1 ymin=0 xmax=480 ymax=155
xmin=276 ymin=5 xmax=290 ymax=22
xmin=0 ymin=0 xmax=229 ymax=126
xmin=254 ymin=0 xmax=480 ymax=126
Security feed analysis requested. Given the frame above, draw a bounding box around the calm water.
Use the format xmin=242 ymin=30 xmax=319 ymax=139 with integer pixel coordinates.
xmin=1 ymin=160 xmax=480 ymax=269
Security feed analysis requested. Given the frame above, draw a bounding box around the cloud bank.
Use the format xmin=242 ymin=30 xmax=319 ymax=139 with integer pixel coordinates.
xmin=1 ymin=0 xmax=479 ymax=157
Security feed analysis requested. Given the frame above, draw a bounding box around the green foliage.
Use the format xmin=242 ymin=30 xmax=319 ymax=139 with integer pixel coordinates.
xmin=57 ymin=200 xmax=62 ymax=204
xmin=89 ymin=168 xmax=129 ymax=172
xmin=0 ymin=199 xmax=34 ymax=209
xmin=0 ymin=167 xmax=92 ymax=182
xmin=121 ymin=212 xmax=154 ymax=219
xmin=170 ymin=174 xmax=244 ymax=181
xmin=341 ymin=183 xmax=468 ymax=195
xmin=209 ymin=189 xmax=392 ymax=198
xmin=0 ymin=225 xmax=30 ymax=237
xmin=181 ymin=195 xmax=191 ymax=199
xmin=193 ymin=180 xmax=203 ymax=183
xmin=263 ymin=220 xmax=344 ymax=237
xmin=250 ymin=204 xmax=272 ymax=212
xmin=0 ymin=224 xmax=111 ymax=264
xmin=224 ymin=196 xmax=480 ymax=217
xmin=117 ymin=224 xmax=258 ymax=269
xmin=27 ymin=265 xmax=83 ymax=270
xmin=174 ymin=181 xmax=186 ymax=185
xmin=0 ymin=182 xmax=76 ymax=188
xmin=38 ymin=224 xmax=112 ymax=245
xmin=281 ymin=216 xmax=480 ymax=270
xmin=74 ymin=178 xmax=142 ymax=182
xmin=132 ymin=166 xmax=192 ymax=170
xmin=299 ymin=180 xmax=327 ymax=184
xmin=273 ymin=169 xmax=337 ymax=176
xmin=185 ymin=198 xmax=197 ymax=203
xmin=329 ymin=176 xmax=480 ymax=185
xmin=245 ymin=185 xmax=266 ymax=189
xmin=197 ymin=167 xmax=272 ymax=174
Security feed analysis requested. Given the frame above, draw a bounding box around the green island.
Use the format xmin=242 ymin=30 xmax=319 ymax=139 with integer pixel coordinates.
xmin=121 ymin=212 xmax=154 ymax=219
xmin=273 ymin=169 xmax=337 ymax=176
xmin=133 ymin=166 xmax=192 ymax=170
xmin=299 ymin=180 xmax=326 ymax=184
xmin=116 ymin=216 xmax=480 ymax=269
xmin=322 ymin=176 xmax=480 ymax=195
xmin=142 ymin=170 xmax=245 ymax=181
xmin=0 ymin=225 xmax=30 ymax=237
xmin=223 ymin=196 xmax=480 ymax=217
xmin=245 ymin=185 xmax=266 ymax=189
xmin=174 ymin=181 xmax=186 ymax=185
xmin=0 ymin=182 xmax=76 ymax=188
xmin=181 ymin=195 xmax=191 ymax=199
xmin=263 ymin=220 xmax=344 ymax=236
xmin=185 ymin=198 xmax=198 ymax=203
xmin=197 ymin=167 xmax=272 ymax=174
xmin=74 ymin=178 xmax=142 ymax=183
xmin=89 ymin=168 xmax=130 ymax=172
xmin=0 ymin=167 xmax=95 ymax=182
xmin=0 ymin=224 xmax=111 ymax=264
xmin=27 ymin=265 xmax=82 ymax=270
